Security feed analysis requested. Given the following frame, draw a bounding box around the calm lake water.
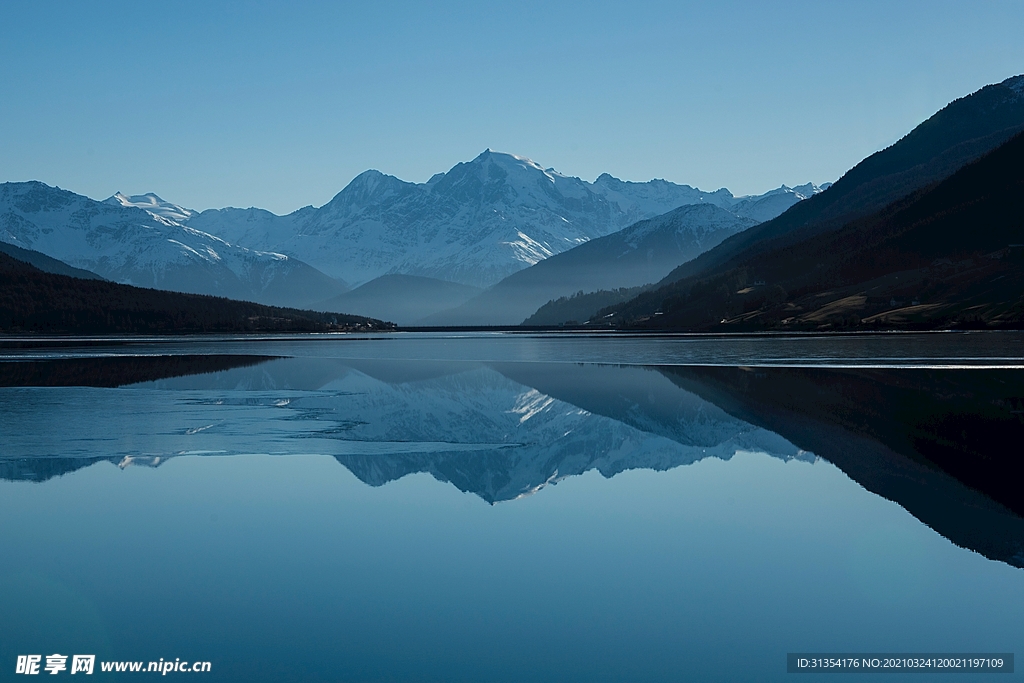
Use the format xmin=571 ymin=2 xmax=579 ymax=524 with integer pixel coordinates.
xmin=1 ymin=332 xmax=1023 ymax=682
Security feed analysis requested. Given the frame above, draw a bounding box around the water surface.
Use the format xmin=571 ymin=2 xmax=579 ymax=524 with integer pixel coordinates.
xmin=1 ymin=332 xmax=1022 ymax=682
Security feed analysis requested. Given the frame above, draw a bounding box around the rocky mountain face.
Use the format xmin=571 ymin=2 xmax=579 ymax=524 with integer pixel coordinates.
xmin=185 ymin=150 xmax=822 ymax=288
xmin=0 ymin=182 xmax=345 ymax=307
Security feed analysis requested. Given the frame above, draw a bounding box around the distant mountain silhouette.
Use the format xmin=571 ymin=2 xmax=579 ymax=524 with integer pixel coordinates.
xmin=317 ymin=274 xmax=481 ymax=326
xmin=187 ymin=150 xmax=819 ymax=290
xmin=0 ymin=251 xmax=390 ymax=334
xmin=0 ymin=241 xmax=104 ymax=280
xmin=1 ymin=182 xmax=346 ymax=308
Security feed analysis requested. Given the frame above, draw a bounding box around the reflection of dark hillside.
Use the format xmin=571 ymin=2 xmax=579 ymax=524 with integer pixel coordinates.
xmin=0 ymin=355 xmax=278 ymax=482
xmin=0 ymin=457 xmax=109 ymax=482
xmin=0 ymin=354 xmax=277 ymax=387
xmin=659 ymin=366 xmax=1024 ymax=567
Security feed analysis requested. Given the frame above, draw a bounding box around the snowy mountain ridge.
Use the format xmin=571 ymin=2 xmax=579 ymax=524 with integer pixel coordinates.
xmin=182 ymin=150 xmax=826 ymax=288
xmin=0 ymin=181 xmax=345 ymax=307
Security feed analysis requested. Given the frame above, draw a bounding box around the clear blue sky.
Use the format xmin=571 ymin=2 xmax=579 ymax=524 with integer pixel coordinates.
xmin=1 ymin=0 xmax=1022 ymax=214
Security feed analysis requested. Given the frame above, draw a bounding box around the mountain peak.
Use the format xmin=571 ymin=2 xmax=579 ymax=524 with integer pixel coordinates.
xmin=107 ymin=191 xmax=168 ymax=206
xmin=341 ymin=168 xmax=416 ymax=193
xmin=325 ymin=169 xmax=413 ymax=211
xmin=469 ymin=149 xmax=566 ymax=177
xmin=104 ymin=192 xmax=196 ymax=223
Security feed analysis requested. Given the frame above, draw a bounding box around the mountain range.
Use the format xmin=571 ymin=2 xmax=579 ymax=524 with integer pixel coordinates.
xmin=2 ymin=154 xmax=819 ymax=319
xmin=4 ymin=74 xmax=1022 ymax=329
xmin=184 ymin=151 xmax=820 ymax=290
xmin=316 ymin=274 xmax=483 ymax=324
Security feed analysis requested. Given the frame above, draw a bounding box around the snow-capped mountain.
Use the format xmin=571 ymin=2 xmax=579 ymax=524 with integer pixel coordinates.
xmin=729 ymin=182 xmax=830 ymax=223
xmin=0 ymin=182 xmax=345 ymax=307
xmin=2 ymin=153 xmax=823 ymax=310
xmin=185 ymin=150 xmax=826 ymax=288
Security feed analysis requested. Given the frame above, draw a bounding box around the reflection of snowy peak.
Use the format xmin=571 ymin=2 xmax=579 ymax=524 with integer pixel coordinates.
xmin=186 ymin=150 xmax=824 ymax=288
xmin=0 ymin=182 xmax=344 ymax=307
xmin=305 ymin=362 xmax=808 ymax=502
xmin=1 ymin=357 xmax=808 ymax=501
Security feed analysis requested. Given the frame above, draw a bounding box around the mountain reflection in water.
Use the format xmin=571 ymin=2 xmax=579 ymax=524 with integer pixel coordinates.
xmin=1 ymin=353 xmax=1021 ymax=568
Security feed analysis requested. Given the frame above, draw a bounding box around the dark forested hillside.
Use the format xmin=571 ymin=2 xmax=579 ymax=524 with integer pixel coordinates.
xmin=651 ymin=75 xmax=1024 ymax=290
xmin=523 ymin=286 xmax=647 ymax=326
xmin=603 ymin=129 xmax=1024 ymax=331
xmin=0 ymin=252 xmax=392 ymax=334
